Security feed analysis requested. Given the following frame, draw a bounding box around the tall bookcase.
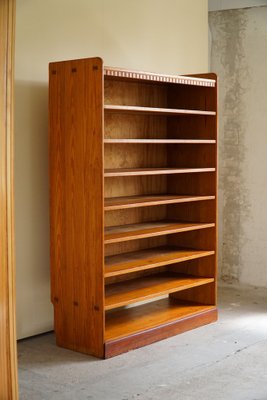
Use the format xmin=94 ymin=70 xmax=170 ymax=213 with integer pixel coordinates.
xmin=49 ymin=57 xmax=218 ymax=359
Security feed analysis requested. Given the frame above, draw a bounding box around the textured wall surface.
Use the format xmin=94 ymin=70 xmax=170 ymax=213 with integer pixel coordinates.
xmin=209 ymin=0 xmax=267 ymax=11
xmin=210 ymin=7 xmax=267 ymax=286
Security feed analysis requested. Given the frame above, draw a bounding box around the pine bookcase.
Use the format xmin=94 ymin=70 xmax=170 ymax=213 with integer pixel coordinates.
xmin=49 ymin=57 xmax=218 ymax=358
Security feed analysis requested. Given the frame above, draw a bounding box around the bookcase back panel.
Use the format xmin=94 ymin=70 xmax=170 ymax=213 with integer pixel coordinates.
xmin=167 ymin=116 xmax=216 ymax=140
xmin=105 ymin=80 xmax=168 ymax=108
xmin=105 ymin=175 xmax=167 ymax=198
xmin=104 ymin=79 xmax=216 ymax=113
xmin=166 ymin=202 xmax=216 ymax=224
xmin=167 ymin=174 xmax=216 ymax=196
xmin=105 ymin=266 xmax=167 ymax=285
xmin=104 ymin=144 xmax=167 ymax=169
xmin=169 ymin=256 xmax=216 ymax=279
xmin=104 ymin=115 xmax=216 ymax=141
xmin=167 ymin=229 xmax=215 ymax=252
xmin=105 ymin=206 xmax=166 ymax=228
xmin=167 ymin=85 xmax=216 ymax=112
xmin=105 ymin=237 xmax=167 ymax=257
xmin=170 ymin=282 xmax=216 ymax=306
xmin=104 ymin=114 xmax=167 ymax=139
xmin=167 ymin=144 xmax=216 ymax=169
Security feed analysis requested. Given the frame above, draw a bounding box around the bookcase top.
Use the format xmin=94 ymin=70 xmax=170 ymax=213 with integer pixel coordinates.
xmin=104 ymin=66 xmax=216 ymax=87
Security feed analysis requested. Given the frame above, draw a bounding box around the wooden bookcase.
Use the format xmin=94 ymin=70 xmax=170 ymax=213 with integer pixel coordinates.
xmin=49 ymin=57 xmax=218 ymax=359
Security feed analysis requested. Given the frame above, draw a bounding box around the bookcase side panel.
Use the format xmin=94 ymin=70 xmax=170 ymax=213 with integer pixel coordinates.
xmin=49 ymin=58 xmax=104 ymax=357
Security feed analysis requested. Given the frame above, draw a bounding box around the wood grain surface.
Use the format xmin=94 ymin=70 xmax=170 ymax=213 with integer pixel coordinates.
xmin=105 ymin=299 xmax=216 ymax=341
xmin=105 ymin=247 xmax=215 ymax=277
xmin=105 ymin=300 xmax=217 ymax=357
xmin=105 ymin=221 xmax=215 ymax=244
xmin=49 ymin=60 xmax=217 ymax=358
xmin=0 ymin=0 xmax=18 ymax=397
xmin=49 ymin=57 xmax=104 ymax=357
xmin=104 ymin=194 xmax=215 ymax=210
xmin=105 ymin=273 xmax=214 ymax=310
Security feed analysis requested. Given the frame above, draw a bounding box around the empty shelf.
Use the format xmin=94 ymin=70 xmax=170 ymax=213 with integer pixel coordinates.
xmin=104 ymin=220 xmax=215 ymax=244
xmin=104 ymin=105 xmax=216 ymax=116
xmin=105 ymin=273 xmax=214 ymax=310
xmin=105 ymin=298 xmax=216 ymax=341
xmin=105 ymin=247 xmax=215 ymax=278
xmin=104 ymin=194 xmax=215 ymax=211
xmin=104 ymin=168 xmax=215 ymax=177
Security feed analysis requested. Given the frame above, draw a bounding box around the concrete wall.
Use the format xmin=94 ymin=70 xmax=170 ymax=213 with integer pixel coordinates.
xmin=210 ymin=7 xmax=267 ymax=287
xmin=209 ymin=0 xmax=267 ymax=11
xmin=15 ymin=0 xmax=209 ymax=339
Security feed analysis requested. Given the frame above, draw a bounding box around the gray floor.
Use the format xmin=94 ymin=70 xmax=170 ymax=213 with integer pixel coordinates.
xmin=18 ymin=286 xmax=267 ymax=400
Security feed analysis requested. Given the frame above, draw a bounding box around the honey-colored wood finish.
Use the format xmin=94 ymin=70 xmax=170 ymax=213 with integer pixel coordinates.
xmin=105 ymin=273 xmax=214 ymax=310
xmin=105 ymin=299 xmax=215 ymax=341
xmin=105 ymin=247 xmax=215 ymax=278
xmin=49 ymin=58 xmax=104 ymax=357
xmin=49 ymin=59 xmax=217 ymax=358
xmin=105 ymin=195 xmax=215 ymax=210
xmin=105 ymin=301 xmax=217 ymax=358
xmin=0 ymin=0 xmax=18 ymax=397
xmin=105 ymin=221 xmax=215 ymax=244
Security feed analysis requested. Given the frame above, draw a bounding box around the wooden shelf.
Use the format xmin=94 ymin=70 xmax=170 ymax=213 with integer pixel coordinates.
xmin=104 ymin=168 xmax=215 ymax=177
xmin=105 ymin=247 xmax=215 ymax=278
xmin=105 ymin=298 xmax=216 ymax=342
xmin=104 ymin=139 xmax=216 ymax=144
xmin=104 ymin=220 xmax=215 ymax=244
xmin=105 ymin=273 xmax=214 ymax=310
xmin=104 ymin=194 xmax=215 ymax=211
xmin=104 ymin=105 xmax=216 ymax=116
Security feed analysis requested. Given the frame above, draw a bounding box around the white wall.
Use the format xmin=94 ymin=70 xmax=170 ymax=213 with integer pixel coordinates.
xmin=210 ymin=7 xmax=267 ymax=287
xmin=15 ymin=0 xmax=209 ymax=339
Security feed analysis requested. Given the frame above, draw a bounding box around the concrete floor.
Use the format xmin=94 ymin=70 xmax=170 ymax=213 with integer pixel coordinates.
xmin=18 ymin=286 xmax=267 ymax=400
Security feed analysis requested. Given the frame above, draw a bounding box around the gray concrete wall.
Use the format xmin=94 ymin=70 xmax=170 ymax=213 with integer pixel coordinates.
xmin=210 ymin=7 xmax=267 ymax=287
xmin=209 ymin=0 xmax=267 ymax=11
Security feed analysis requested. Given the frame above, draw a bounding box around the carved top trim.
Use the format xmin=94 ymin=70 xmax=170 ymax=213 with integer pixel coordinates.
xmin=104 ymin=66 xmax=216 ymax=87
